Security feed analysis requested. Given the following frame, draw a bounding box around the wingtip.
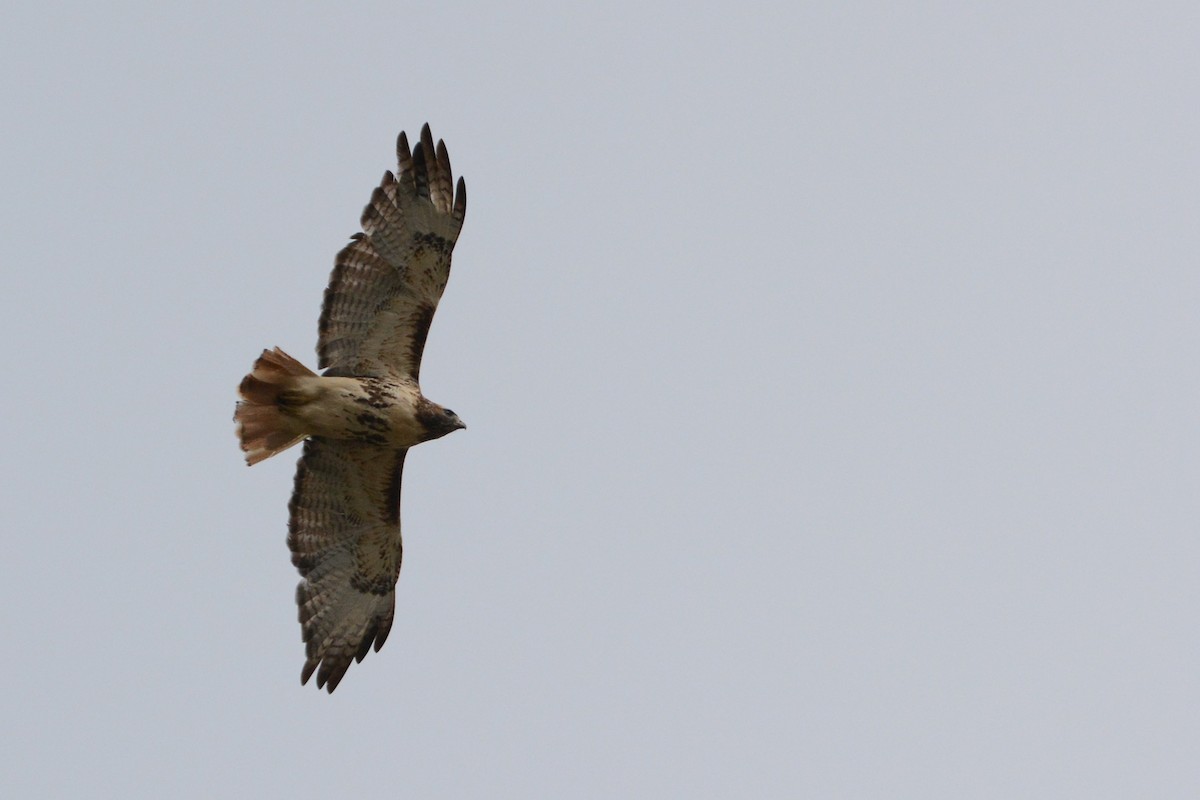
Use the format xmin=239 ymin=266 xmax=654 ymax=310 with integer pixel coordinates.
xmin=453 ymin=176 xmax=467 ymax=221
xmin=396 ymin=131 xmax=414 ymax=184
xmin=436 ymin=139 xmax=451 ymax=178
xmin=316 ymin=659 xmax=348 ymax=693
xmin=420 ymin=123 xmax=436 ymax=161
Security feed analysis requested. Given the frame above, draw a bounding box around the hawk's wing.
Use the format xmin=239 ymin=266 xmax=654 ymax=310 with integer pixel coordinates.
xmin=288 ymin=437 xmax=407 ymax=692
xmin=318 ymin=123 xmax=467 ymax=381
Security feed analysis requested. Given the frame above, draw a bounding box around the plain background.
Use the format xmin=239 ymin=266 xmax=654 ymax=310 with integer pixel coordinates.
xmin=2 ymin=2 xmax=1197 ymax=797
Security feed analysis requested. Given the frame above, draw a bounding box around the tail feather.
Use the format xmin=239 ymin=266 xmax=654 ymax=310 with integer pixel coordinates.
xmin=235 ymin=347 xmax=316 ymax=465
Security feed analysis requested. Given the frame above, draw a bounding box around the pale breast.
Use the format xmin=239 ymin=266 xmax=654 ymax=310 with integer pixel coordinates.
xmin=289 ymin=376 xmax=427 ymax=447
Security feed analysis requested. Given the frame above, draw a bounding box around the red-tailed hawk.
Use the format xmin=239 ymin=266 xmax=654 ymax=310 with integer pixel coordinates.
xmin=234 ymin=124 xmax=467 ymax=692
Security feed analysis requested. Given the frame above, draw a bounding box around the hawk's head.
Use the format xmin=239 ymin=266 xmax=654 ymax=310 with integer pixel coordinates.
xmin=416 ymin=398 xmax=467 ymax=441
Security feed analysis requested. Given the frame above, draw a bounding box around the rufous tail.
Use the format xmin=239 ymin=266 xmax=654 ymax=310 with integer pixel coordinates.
xmin=235 ymin=347 xmax=316 ymax=465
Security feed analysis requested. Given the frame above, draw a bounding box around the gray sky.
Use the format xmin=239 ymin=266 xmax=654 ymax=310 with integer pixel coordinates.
xmin=3 ymin=1 xmax=1198 ymax=796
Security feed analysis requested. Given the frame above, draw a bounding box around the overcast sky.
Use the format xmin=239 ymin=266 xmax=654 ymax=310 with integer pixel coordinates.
xmin=3 ymin=2 xmax=1198 ymax=797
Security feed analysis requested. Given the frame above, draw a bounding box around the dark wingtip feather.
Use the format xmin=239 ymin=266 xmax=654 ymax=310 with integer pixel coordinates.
xmin=360 ymin=184 xmax=390 ymax=230
xmin=436 ymin=139 xmax=451 ymax=177
xmin=318 ymin=658 xmax=349 ymax=693
xmin=374 ymin=614 xmax=394 ymax=652
xmin=396 ymin=131 xmax=414 ymax=188
xmin=411 ymin=139 xmax=430 ymax=198
xmin=453 ymin=176 xmax=467 ymax=222
xmin=420 ymin=124 xmax=436 ymax=166
xmin=355 ymin=636 xmax=372 ymax=663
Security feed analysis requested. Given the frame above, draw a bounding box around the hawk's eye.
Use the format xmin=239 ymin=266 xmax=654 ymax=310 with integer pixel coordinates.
xmin=444 ymin=408 xmax=456 ymax=417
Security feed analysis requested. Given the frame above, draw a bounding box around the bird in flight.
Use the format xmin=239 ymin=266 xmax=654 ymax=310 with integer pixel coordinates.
xmin=235 ymin=124 xmax=468 ymax=692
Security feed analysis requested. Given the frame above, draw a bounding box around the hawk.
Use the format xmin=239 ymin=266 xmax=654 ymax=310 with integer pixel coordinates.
xmin=234 ymin=124 xmax=468 ymax=692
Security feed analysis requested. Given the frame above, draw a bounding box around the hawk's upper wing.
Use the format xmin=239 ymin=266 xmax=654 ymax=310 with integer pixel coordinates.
xmin=288 ymin=437 xmax=407 ymax=692
xmin=318 ymin=124 xmax=467 ymax=381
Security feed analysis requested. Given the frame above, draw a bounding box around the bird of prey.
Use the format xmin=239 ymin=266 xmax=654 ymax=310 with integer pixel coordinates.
xmin=234 ymin=124 xmax=468 ymax=692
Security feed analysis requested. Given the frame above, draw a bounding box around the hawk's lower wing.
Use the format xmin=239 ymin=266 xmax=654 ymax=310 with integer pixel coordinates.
xmin=287 ymin=437 xmax=406 ymax=692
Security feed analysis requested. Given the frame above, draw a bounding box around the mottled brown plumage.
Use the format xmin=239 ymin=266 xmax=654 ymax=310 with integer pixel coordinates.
xmin=234 ymin=125 xmax=468 ymax=692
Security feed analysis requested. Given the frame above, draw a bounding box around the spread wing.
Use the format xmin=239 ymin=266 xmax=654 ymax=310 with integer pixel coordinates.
xmin=287 ymin=437 xmax=407 ymax=692
xmin=318 ymin=124 xmax=467 ymax=381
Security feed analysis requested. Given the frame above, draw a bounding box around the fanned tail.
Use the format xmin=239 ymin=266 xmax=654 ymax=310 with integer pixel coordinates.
xmin=234 ymin=347 xmax=316 ymax=465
